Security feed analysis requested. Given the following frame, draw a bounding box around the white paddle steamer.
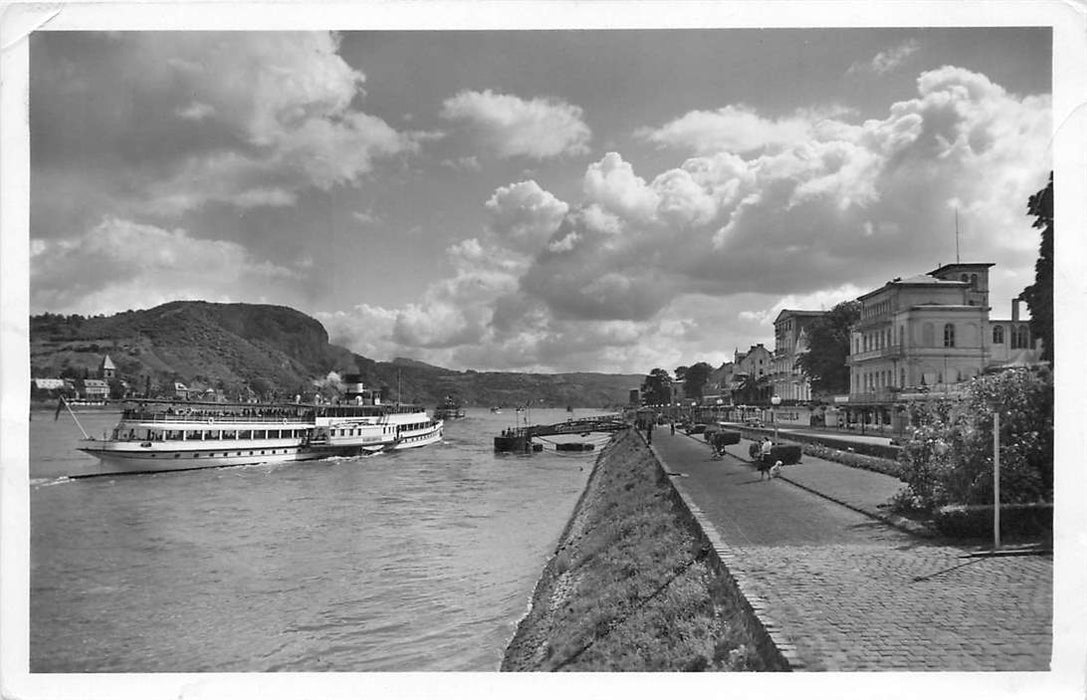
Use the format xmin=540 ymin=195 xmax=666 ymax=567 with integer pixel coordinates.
xmin=74 ymin=394 xmax=443 ymax=476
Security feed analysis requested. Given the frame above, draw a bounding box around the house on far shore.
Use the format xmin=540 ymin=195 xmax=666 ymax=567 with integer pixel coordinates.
xmin=82 ymin=378 xmax=109 ymax=400
xmin=31 ymin=378 xmax=69 ymax=398
xmin=173 ymin=382 xmax=190 ymax=400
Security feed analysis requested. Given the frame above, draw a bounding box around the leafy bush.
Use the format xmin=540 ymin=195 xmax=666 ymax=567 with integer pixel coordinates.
xmin=896 ymin=368 xmax=1053 ymax=511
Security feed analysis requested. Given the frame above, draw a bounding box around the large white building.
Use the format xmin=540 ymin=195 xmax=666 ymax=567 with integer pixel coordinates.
xmin=845 ymin=262 xmax=1038 ymax=424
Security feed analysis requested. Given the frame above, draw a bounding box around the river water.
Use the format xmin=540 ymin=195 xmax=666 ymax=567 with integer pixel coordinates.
xmin=29 ymin=407 xmax=602 ymax=672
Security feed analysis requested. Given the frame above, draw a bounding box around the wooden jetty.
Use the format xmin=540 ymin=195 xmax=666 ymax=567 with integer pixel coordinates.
xmin=494 ymin=414 xmax=630 ymax=453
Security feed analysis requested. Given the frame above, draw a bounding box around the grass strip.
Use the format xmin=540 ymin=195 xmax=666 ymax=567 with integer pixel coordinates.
xmin=502 ymin=428 xmax=763 ymax=672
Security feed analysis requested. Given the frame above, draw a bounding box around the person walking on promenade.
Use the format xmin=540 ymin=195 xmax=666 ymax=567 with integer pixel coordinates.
xmin=670 ymin=421 xmax=675 ymax=436
xmin=646 ymin=420 xmax=654 ymax=445
xmin=758 ymin=436 xmax=773 ymax=479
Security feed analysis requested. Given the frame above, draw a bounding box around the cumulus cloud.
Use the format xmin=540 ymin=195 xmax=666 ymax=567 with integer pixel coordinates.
xmin=636 ymin=105 xmax=812 ymax=155
xmin=32 ymin=32 xmax=419 ymax=228
xmin=484 ymin=180 xmax=569 ymax=252
xmin=848 ymin=39 xmax=921 ymax=76
xmin=515 ymin=66 xmax=1049 ymax=325
xmin=736 ymin=283 xmax=868 ymax=327
xmin=440 ymin=89 xmax=591 ymax=159
xmin=29 ymin=218 xmax=303 ymax=315
xmin=325 ymin=65 xmax=1048 ymax=374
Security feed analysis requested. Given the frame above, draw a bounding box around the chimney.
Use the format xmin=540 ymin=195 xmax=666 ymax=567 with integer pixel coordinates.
xmin=1011 ymin=297 xmax=1020 ymax=322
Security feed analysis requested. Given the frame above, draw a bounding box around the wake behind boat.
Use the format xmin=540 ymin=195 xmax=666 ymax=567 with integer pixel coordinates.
xmin=71 ymin=397 xmax=443 ymax=477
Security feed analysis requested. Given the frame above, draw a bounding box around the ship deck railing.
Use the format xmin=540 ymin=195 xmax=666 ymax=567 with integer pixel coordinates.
xmin=120 ymin=409 xmax=314 ymax=423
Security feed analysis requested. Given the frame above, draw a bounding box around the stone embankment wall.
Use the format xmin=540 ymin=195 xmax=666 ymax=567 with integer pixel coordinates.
xmin=501 ymin=428 xmax=793 ymax=672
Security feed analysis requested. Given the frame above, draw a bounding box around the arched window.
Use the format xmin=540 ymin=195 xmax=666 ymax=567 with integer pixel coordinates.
xmin=961 ymin=273 xmax=969 ymax=283
xmin=970 ymin=273 xmax=978 ymax=289
xmin=993 ymin=325 xmax=1004 ymax=344
xmin=943 ymin=323 xmax=955 ymax=347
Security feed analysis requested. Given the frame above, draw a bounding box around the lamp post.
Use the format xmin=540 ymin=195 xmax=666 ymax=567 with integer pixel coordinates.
xmin=993 ymin=410 xmax=1001 ymax=552
xmin=771 ymin=394 xmax=782 ymax=443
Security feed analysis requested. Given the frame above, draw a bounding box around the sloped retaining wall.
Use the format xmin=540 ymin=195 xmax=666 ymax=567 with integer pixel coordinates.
xmin=502 ymin=428 xmax=798 ymax=671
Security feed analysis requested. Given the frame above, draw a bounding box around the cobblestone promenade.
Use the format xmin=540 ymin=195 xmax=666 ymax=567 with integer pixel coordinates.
xmin=653 ymin=431 xmax=1053 ymax=671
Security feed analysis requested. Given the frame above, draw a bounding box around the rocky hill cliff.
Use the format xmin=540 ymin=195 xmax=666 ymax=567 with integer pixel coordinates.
xmin=30 ymin=302 xmax=641 ymax=407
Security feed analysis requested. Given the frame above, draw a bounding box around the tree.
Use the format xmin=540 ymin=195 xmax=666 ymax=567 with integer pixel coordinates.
xmin=674 ymin=366 xmax=688 ymax=383
xmin=683 ymin=362 xmax=713 ymax=401
xmin=107 ymin=377 xmax=127 ymax=400
xmin=1021 ymin=172 xmax=1053 ymax=366
xmin=734 ymin=374 xmax=769 ymax=405
xmin=795 ymin=300 xmax=861 ymax=396
xmin=249 ymin=377 xmax=273 ymax=400
xmin=641 ymin=368 xmax=673 ymax=406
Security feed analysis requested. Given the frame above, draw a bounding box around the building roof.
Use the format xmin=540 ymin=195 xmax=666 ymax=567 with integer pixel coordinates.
xmin=100 ymin=354 xmax=116 ymax=370
xmin=772 ymin=309 xmax=826 ymax=324
xmin=927 ymin=262 xmax=995 ymax=277
xmin=83 ymin=379 xmax=109 ymax=388
xmin=857 ymin=273 xmax=965 ymax=300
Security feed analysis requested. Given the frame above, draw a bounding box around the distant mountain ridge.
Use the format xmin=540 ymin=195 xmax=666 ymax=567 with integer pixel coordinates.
xmin=30 ymin=301 xmax=642 ymax=407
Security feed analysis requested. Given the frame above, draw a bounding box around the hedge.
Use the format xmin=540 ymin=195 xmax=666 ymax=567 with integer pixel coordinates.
xmin=933 ymin=503 xmax=1053 ymax=539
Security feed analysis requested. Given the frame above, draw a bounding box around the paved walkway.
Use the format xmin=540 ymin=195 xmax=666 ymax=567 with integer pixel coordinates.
xmin=651 ymin=430 xmax=1053 ymax=671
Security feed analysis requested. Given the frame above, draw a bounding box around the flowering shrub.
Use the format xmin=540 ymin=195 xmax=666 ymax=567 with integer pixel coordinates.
xmin=896 ymin=368 xmax=1053 ymax=511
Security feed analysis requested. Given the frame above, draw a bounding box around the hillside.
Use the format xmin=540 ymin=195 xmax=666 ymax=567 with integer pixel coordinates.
xmin=29 ymin=302 xmax=642 ymax=407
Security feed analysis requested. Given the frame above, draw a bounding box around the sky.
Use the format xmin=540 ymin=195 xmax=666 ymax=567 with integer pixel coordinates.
xmin=27 ymin=27 xmax=1052 ymax=374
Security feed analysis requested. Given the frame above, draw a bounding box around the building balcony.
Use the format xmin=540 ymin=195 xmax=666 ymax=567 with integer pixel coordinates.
xmin=849 ymin=344 xmax=906 ymax=363
xmin=847 ymin=388 xmax=902 ymax=404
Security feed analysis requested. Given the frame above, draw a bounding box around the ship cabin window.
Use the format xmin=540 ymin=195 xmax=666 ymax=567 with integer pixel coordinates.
xmin=166 ymin=430 xmax=183 ymax=441
xmin=254 ymin=430 xmax=266 ymax=439
xmin=184 ymin=430 xmax=202 ymax=441
xmin=222 ymin=430 xmax=237 ymax=440
xmin=239 ymin=430 xmax=252 ymax=439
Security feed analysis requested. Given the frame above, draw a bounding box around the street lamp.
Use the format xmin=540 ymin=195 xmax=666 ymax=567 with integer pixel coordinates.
xmin=770 ymin=394 xmax=782 ymax=443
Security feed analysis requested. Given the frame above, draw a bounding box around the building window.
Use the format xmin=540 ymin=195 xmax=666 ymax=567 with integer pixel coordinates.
xmin=1013 ymin=325 xmax=1030 ymax=349
xmin=943 ymin=323 xmax=955 ymax=347
xmin=971 ymin=274 xmax=978 ymax=289
xmin=993 ymin=325 xmax=1004 ymax=344
xmin=922 ymin=323 xmax=935 ymax=347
